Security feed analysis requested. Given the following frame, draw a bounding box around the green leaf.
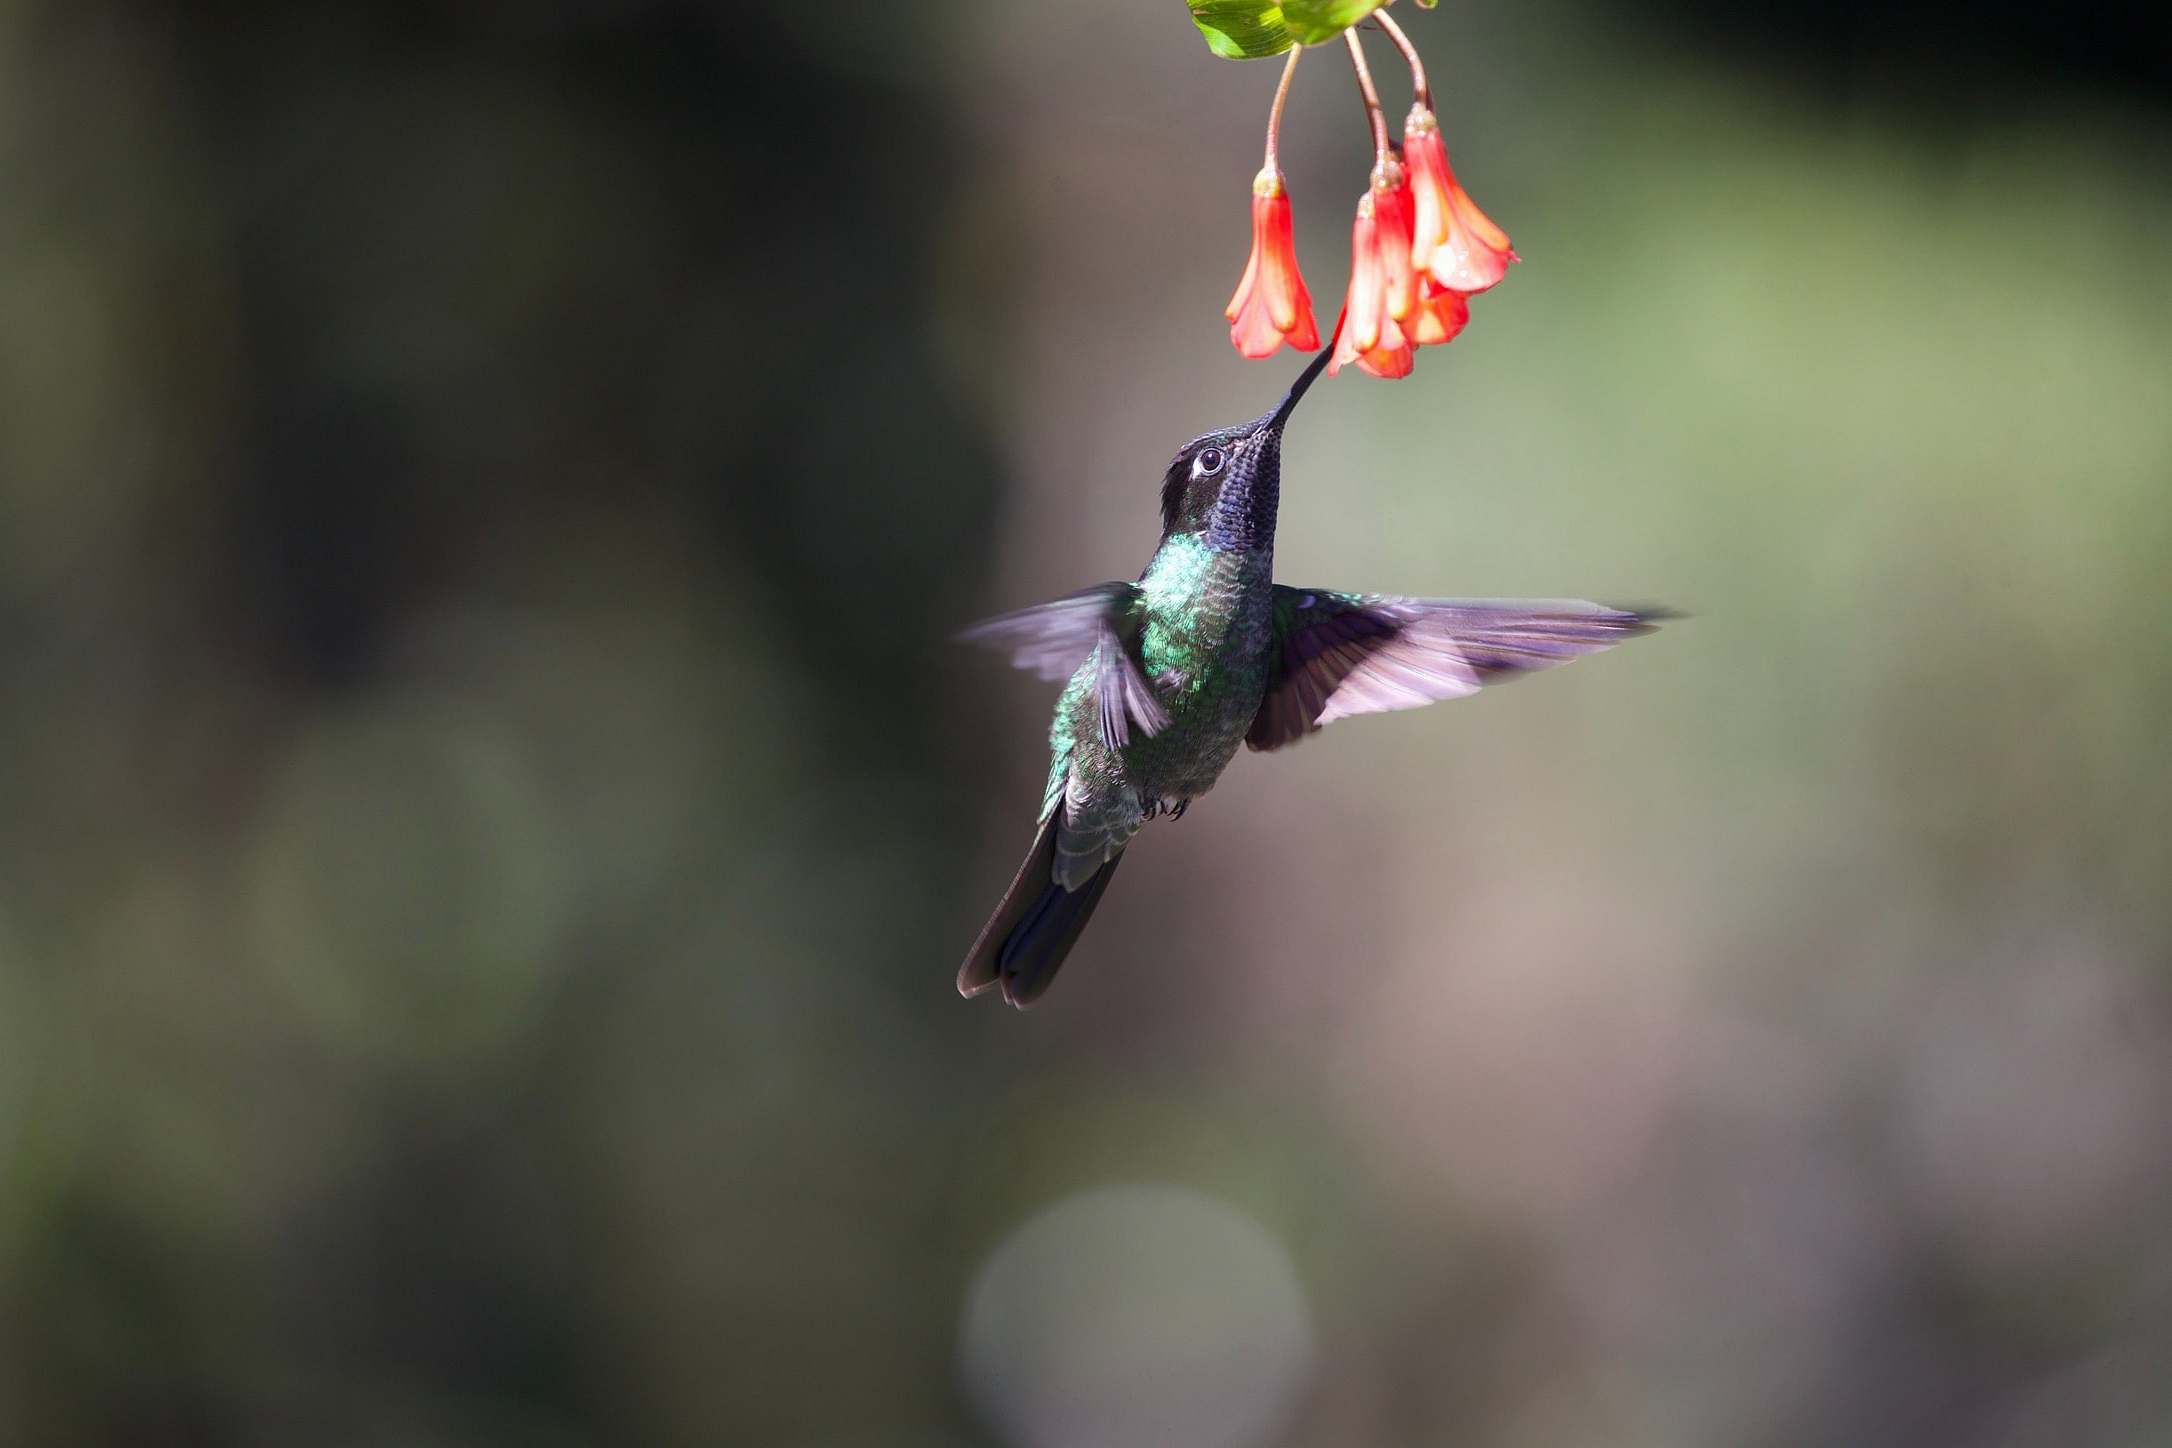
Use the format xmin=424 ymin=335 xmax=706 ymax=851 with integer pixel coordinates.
xmin=1278 ymin=0 xmax=1389 ymax=45
xmin=1188 ymin=2 xmax=1293 ymax=60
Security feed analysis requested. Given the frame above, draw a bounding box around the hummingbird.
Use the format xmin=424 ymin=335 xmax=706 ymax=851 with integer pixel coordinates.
xmin=958 ymin=346 xmax=1663 ymax=1007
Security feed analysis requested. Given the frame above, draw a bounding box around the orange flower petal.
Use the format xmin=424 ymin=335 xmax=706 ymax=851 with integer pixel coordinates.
xmin=1355 ymin=313 xmax=1414 ymax=378
xmin=1226 ymin=241 xmax=1262 ymax=322
xmin=1452 ymin=180 xmax=1513 ymax=256
xmin=1427 ymin=177 xmax=1516 ymax=295
xmin=1409 ymin=285 xmax=1469 ymax=347
xmin=1343 ymin=194 xmax=1384 ymax=356
xmin=1403 ymin=107 xmax=1453 ymax=274
xmin=1230 ymin=292 xmax=1292 ymax=358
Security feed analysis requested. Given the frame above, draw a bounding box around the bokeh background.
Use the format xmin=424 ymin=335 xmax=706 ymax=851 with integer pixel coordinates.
xmin=3 ymin=0 xmax=2170 ymax=1443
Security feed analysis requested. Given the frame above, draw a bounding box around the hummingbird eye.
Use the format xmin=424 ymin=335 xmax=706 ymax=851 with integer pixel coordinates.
xmin=1191 ymin=447 xmax=1228 ymax=480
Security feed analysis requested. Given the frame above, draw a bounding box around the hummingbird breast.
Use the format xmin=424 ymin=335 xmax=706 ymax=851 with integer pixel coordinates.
xmin=1071 ymin=538 xmax=1275 ymax=795
xmin=1038 ymin=539 xmax=1273 ymax=888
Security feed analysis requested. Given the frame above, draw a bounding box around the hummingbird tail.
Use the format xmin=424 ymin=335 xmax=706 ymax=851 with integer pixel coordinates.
xmin=957 ymin=813 xmax=1124 ymax=1008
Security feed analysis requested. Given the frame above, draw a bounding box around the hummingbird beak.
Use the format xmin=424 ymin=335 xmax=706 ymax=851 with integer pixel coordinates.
xmin=1267 ymin=344 xmax=1334 ymax=432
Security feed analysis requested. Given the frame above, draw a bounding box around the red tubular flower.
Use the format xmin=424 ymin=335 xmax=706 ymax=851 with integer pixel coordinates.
xmin=1404 ymin=104 xmax=1518 ymax=295
xmin=1328 ymin=188 xmax=1413 ymax=379
xmin=1226 ymin=168 xmax=1320 ymax=358
xmin=1371 ymin=156 xmax=1418 ymax=327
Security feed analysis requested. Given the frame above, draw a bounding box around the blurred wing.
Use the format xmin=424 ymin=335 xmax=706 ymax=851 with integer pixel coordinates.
xmin=960 ymin=582 xmax=1169 ymax=749
xmin=1246 ymin=588 xmax=1661 ymax=752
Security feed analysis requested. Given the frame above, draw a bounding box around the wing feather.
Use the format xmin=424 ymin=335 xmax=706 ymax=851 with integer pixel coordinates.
xmin=1249 ymin=589 xmax=1663 ymax=750
xmin=961 ymin=583 xmax=1169 ymax=747
xmin=959 ymin=583 xmax=1128 ymax=681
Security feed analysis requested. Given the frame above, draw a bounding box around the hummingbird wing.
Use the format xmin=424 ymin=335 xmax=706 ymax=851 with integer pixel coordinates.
xmin=959 ymin=583 xmax=1170 ymax=749
xmin=1246 ymin=589 xmax=1662 ymax=752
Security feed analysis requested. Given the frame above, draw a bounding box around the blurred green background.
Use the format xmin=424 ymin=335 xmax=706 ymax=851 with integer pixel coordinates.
xmin=3 ymin=0 xmax=2170 ymax=1443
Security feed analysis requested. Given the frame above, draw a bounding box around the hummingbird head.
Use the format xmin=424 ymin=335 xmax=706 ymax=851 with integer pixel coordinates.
xmin=1159 ymin=345 xmax=1333 ymax=551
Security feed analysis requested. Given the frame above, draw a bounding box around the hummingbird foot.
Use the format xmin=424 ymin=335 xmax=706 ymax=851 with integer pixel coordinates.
xmin=1169 ymin=799 xmax=1191 ymax=821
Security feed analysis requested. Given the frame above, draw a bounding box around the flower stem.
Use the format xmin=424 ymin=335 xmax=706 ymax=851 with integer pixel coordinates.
xmin=1343 ymin=28 xmax=1390 ymax=161
xmin=1263 ymin=44 xmax=1301 ymax=173
xmin=1373 ymin=9 xmax=1430 ymax=110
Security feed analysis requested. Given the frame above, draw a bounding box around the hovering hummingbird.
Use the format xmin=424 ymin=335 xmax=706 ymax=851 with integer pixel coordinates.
xmin=958 ymin=346 xmax=1663 ymax=1006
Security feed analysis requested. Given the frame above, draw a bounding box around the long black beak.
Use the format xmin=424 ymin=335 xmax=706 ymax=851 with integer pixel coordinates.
xmin=1268 ymin=343 xmax=1335 ymax=431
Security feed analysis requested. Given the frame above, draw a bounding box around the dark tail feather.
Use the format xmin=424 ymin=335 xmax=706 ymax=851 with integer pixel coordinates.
xmin=957 ymin=815 xmax=1123 ymax=1008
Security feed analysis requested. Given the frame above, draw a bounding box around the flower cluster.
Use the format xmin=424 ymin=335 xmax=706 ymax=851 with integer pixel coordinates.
xmin=1222 ymin=12 xmax=1516 ymax=379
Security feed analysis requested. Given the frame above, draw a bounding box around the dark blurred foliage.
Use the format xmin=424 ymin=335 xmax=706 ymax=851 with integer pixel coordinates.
xmin=1656 ymin=0 xmax=2169 ymax=108
xmin=2 ymin=2 xmax=1005 ymax=1442
xmin=2 ymin=2 xmax=2170 ymax=1446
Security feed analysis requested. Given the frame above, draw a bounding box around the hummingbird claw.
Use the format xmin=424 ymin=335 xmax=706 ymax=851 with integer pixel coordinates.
xmin=1170 ymin=800 xmax=1190 ymax=821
